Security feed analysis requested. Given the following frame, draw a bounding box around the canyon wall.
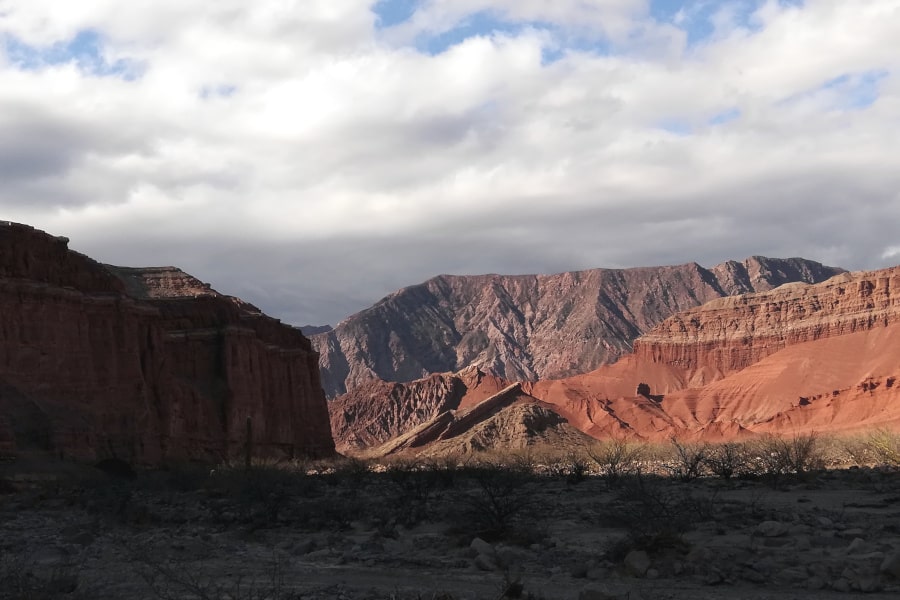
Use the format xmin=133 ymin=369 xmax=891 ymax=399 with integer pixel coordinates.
xmin=0 ymin=222 xmax=334 ymax=464
xmin=634 ymin=267 xmax=900 ymax=377
xmin=314 ymin=257 xmax=843 ymax=397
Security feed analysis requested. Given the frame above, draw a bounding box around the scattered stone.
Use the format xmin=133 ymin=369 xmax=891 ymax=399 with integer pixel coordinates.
xmin=881 ymin=551 xmax=900 ymax=578
xmin=756 ymin=521 xmax=789 ymax=537
xmin=470 ymin=537 xmax=494 ymax=558
xmin=817 ymin=516 xmax=834 ymax=528
xmin=624 ymin=550 xmax=650 ymax=577
xmin=474 ymin=553 xmax=498 ymax=571
xmin=806 ymin=576 xmax=826 ymax=590
xmin=847 ymin=537 xmax=868 ymax=554
xmin=292 ymin=539 xmax=316 ymax=556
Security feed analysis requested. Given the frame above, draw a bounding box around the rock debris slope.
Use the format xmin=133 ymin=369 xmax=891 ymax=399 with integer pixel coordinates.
xmin=313 ymin=257 xmax=843 ymax=397
xmin=0 ymin=222 xmax=334 ymax=463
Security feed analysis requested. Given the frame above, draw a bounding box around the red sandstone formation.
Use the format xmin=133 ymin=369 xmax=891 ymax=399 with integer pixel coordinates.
xmin=0 ymin=222 xmax=334 ymax=464
xmin=313 ymin=257 xmax=843 ymax=397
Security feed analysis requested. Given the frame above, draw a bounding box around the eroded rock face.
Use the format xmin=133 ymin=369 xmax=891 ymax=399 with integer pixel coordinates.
xmin=0 ymin=222 xmax=334 ymax=463
xmin=634 ymin=267 xmax=900 ymax=376
xmin=314 ymin=257 xmax=843 ymax=397
xmin=328 ymin=366 xmax=509 ymax=452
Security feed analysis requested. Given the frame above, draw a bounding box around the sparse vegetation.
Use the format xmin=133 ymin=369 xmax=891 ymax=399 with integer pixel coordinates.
xmin=665 ymin=438 xmax=710 ymax=482
xmin=867 ymin=428 xmax=900 ymax=466
xmin=4 ymin=429 xmax=900 ymax=598
xmin=587 ymin=437 xmax=643 ymax=487
xmin=753 ymin=433 xmax=826 ymax=488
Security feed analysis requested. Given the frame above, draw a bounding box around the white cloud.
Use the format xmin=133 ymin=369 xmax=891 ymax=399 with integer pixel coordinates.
xmin=0 ymin=0 xmax=898 ymax=325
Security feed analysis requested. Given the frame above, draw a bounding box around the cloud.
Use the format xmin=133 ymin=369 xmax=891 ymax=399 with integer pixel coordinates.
xmin=1 ymin=0 xmax=899 ymax=325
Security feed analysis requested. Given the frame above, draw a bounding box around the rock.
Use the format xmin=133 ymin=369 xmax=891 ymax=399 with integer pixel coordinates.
xmin=635 ymin=265 xmax=896 ymax=378
xmin=847 ymin=538 xmax=869 ymax=554
xmin=0 ymin=223 xmax=335 ymax=464
xmin=624 ymin=550 xmax=651 ymax=577
xmin=756 ymin=521 xmax=789 ymax=537
xmin=474 ymin=554 xmax=498 ymax=571
xmin=806 ymin=576 xmax=826 ymax=590
xmin=880 ymin=551 xmax=900 ymax=578
xmin=775 ymin=566 xmax=808 ymax=586
xmin=578 ymin=585 xmax=620 ymax=600
xmin=470 ymin=537 xmax=494 ymax=558
xmin=291 ymin=539 xmax=316 ymax=556
xmin=570 ymin=564 xmax=589 ymax=578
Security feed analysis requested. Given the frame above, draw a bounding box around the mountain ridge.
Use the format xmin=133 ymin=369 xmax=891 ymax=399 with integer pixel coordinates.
xmin=313 ymin=256 xmax=845 ymax=397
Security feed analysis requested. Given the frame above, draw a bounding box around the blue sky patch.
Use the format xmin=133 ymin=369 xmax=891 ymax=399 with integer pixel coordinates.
xmin=827 ymin=70 xmax=889 ymax=110
xmin=709 ymin=107 xmax=741 ymax=125
xmin=2 ymin=29 xmax=141 ymax=79
xmin=656 ymin=118 xmax=694 ymax=136
xmin=373 ymin=0 xmax=420 ymax=29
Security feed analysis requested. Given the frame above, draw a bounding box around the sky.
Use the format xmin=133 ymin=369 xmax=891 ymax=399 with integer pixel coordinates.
xmin=1 ymin=1 xmax=899 ymax=327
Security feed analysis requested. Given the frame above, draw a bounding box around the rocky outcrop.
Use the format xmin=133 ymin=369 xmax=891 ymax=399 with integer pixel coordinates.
xmin=314 ymin=257 xmax=843 ymax=397
xmin=328 ymin=366 xmax=509 ymax=452
xmin=363 ymin=382 xmax=593 ymax=457
xmin=634 ymin=267 xmax=900 ymax=377
xmin=0 ymin=222 xmax=334 ymax=464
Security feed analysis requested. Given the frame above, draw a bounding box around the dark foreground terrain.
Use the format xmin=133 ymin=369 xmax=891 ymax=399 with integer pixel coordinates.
xmin=2 ymin=441 xmax=900 ymax=600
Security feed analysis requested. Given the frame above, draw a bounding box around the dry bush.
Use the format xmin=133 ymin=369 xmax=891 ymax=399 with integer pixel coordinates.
xmin=867 ymin=428 xmax=900 ymax=467
xmin=454 ymin=460 xmax=537 ymax=541
xmin=129 ymin=547 xmax=290 ymax=600
xmin=0 ymin=551 xmax=91 ymax=600
xmin=613 ymin=474 xmax=715 ymax=554
xmin=704 ymin=442 xmax=751 ymax=480
xmin=587 ymin=438 xmax=643 ymax=487
xmin=383 ymin=458 xmax=450 ymax=525
xmin=752 ymin=433 xmax=825 ymax=488
xmin=665 ymin=438 xmax=710 ymax=482
xmin=204 ymin=463 xmax=311 ymax=527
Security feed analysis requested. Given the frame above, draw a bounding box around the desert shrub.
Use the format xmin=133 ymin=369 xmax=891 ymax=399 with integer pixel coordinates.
xmin=321 ymin=456 xmax=374 ymax=489
xmin=665 ymin=439 xmax=710 ymax=482
xmin=455 ymin=461 xmax=537 ymax=541
xmin=867 ymin=428 xmax=900 ymax=467
xmin=565 ymin=451 xmax=590 ymax=485
xmin=383 ymin=459 xmax=447 ymax=525
xmin=587 ymin=438 xmax=643 ymax=487
xmin=130 ymin=549 xmax=289 ymax=600
xmin=0 ymin=551 xmax=89 ymax=600
xmin=752 ymin=433 xmax=825 ymax=488
xmin=205 ymin=464 xmax=309 ymax=527
xmin=614 ymin=474 xmax=711 ymax=553
xmin=704 ymin=442 xmax=750 ymax=480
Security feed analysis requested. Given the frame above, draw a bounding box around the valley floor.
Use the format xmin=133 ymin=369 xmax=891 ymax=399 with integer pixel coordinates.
xmin=2 ymin=456 xmax=900 ymax=600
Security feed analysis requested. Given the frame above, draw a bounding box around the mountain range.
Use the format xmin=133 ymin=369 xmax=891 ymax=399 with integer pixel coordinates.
xmin=330 ymin=265 xmax=900 ymax=455
xmin=312 ymin=257 xmax=844 ymax=397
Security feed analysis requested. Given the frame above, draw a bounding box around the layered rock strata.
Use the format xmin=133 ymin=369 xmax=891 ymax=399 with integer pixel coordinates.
xmin=635 ymin=268 xmax=900 ymax=377
xmin=0 ymin=222 xmax=334 ymax=464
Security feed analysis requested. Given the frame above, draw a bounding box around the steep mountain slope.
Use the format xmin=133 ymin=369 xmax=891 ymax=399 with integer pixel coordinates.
xmin=313 ymin=257 xmax=843 ymax=397
xmin=0 ymin=222 xmax=335 ymax=464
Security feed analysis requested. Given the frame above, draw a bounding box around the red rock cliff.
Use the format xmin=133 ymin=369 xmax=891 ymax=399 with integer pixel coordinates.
xmin=634 ymin=268 xmax=900 ymax=378
xmin=0 ymin=222 xmax=334 ymax=463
